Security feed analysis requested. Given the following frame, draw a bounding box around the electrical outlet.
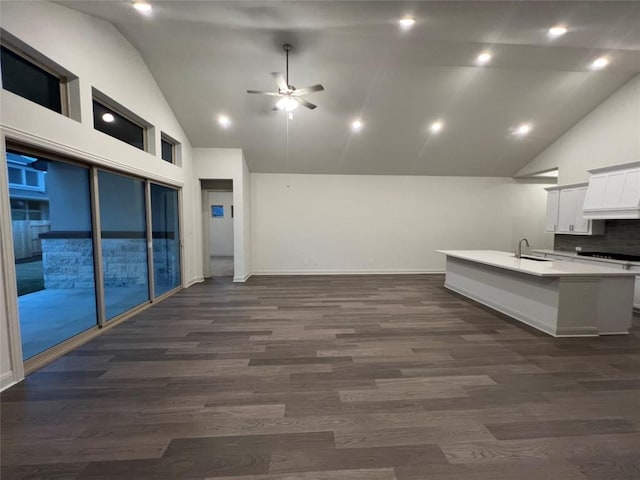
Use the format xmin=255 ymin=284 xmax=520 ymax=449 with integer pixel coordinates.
xmin=575 ymin=246 xmax=582 ymax=252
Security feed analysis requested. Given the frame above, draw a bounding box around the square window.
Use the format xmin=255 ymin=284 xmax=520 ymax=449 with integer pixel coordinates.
xmin=25 ymin=170 xmax=39 ymax=186
xmin=11 ymin=199 xmax=26 ymax=210
xmin=11 ymin=210 xmax=26 ymax=221
xmin=8 ymin=167 xmax=22 ymax=185
xmin=211 ymin=205 xmax=224 ymax=218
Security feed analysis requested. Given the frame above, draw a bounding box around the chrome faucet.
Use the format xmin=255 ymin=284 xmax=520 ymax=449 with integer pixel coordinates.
xmin=516 ymin=238 xmax=530 ymax=259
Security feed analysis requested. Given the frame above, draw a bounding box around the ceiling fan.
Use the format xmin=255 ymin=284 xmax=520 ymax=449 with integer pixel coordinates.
xmin=247 ymin=43 xmax=324 ymax=113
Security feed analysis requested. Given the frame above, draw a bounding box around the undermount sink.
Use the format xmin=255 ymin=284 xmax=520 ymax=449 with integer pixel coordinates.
xmin=514 ymin=255 xmax=551 ymax=262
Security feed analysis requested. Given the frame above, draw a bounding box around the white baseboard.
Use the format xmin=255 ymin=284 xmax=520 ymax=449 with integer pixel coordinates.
xmin=233 ymin=273 xmax=252 ymax=283
xmin=0 ymin=371 xmax=18 ymax=392
xmin=251 ymin=269 xmax=445 ymax=276
xmin=186 ymin=276 xmax=204 ymax=287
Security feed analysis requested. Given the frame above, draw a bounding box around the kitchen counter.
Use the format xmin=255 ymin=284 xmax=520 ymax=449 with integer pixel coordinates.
xmin=437 ymin=250 xmax=635 ymax=337
xmin=437 ymin=250 xmax=637 ymax=277
xmin=532 ymin=249 xmax=640 ymax=267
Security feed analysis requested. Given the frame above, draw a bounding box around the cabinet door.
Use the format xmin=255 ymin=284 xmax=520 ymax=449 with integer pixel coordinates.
xmin=557 ymin=188 xmax=576 ymax=233
xmin=621 ymin=170 xmax=640 ymax=208
xmin=545 ymin=190 xmax=560 ymax=232
xmin=572 ymin=187 xmax=591 ymax=234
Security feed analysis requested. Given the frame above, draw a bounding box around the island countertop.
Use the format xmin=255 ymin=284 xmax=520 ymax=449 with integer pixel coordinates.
xmin=436 ymin=250 xmax=638 ymax=278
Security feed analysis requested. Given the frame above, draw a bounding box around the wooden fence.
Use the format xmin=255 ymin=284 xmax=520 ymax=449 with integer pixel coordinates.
xmin=11 ymin=221 xmax=51 ymax=260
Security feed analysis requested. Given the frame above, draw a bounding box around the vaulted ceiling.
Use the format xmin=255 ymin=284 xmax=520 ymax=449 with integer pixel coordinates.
xmin=59 ymin=1 xmax=640 ymax=176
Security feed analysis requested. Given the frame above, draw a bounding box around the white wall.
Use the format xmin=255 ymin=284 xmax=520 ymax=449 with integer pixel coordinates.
xmin=516 ymin=74 xmax=640 ymax=185
xmin=208 ymin=192 xmax=234 ymax=256
xmin=252 ymin=174 xmax=553 ymax=274
xmin=0 ymin=1 xmax=198 ymax=388
xmin=193 ymin=148 xmax=252 ymax=282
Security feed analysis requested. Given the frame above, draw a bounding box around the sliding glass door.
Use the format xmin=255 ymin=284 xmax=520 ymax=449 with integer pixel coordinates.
xmin=98 ymin=171 xmax=150 ymax=320
xmin=6 ymin=152 xmax=98 ymax=359
xmin=6 ymin=147 xmax=183 ymax=362
xmin=151 ymin=183 xmax=181 ymax=297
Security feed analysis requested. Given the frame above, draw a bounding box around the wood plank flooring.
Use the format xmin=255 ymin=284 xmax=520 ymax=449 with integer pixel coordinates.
xmin=2 ymin=275 xmax=639 ymax=479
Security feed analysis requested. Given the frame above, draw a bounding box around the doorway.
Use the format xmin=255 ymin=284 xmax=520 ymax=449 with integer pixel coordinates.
xmin=201 ymin=180 xmax=234 ymax=278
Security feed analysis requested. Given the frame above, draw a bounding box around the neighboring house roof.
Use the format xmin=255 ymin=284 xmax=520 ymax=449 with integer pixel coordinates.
xmin=6 ymin=152 xmax=38 ymax=166
xmin=9 ymin=188 xmax=49 ymax=201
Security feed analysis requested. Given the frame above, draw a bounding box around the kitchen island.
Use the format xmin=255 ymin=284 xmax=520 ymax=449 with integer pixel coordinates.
xmin=437 ymin=250 xmax=636 ymax=337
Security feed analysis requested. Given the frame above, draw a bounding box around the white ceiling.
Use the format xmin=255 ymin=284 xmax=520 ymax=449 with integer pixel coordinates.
xmin=59 ymin=1 xmax=640 ymax=176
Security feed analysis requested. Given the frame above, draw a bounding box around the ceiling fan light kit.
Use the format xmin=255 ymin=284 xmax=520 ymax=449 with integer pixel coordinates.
xmin=247 ymin=43 xmax=324 ymax=113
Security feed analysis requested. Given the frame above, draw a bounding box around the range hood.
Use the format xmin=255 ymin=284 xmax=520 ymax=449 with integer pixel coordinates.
xmin=583 ymin=161 xmax=640 ymax=219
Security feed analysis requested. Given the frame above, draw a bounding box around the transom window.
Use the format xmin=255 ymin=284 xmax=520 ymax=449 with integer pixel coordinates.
xmin=1 ymin=45 xmax=64 ymax=114
xmin=161 ymin=138 xmax=174 ymax=163
xmin=92 ymin=99 xmax=146 ymax=151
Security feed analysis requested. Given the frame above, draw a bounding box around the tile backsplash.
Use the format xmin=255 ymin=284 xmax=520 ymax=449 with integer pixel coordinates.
xmin=554 ymin=220 xmax=640 ymax=254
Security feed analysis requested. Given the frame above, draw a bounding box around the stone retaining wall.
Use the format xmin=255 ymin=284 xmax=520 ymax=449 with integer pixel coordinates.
xmin=41 ymin=234 xmax=178 ymax=290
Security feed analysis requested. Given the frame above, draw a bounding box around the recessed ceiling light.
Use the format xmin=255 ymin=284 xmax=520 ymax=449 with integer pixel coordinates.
xmin=133 ymin=2 xmax=152 ymax=14
xmin=351 ymin=119 xmax=363 ymax=132
xmin=398 ymin=17 xmax=416 ymax=30
xmin=548 ymin=25 xmax=568 ymax=38
xmin=513 ymin=123 xmax=532 ymax=136
xmin=590 ymin=56 xmax=609 ymax=70
xmin=102 ymin=112 xmax=115 ymax=123
xmin=476 ymin=51 xmax=492 ymax=65
xmin=430 ymin=120 xmax=444 ymax=133
xmin=218 ymin=114 xmax=231 ymax=128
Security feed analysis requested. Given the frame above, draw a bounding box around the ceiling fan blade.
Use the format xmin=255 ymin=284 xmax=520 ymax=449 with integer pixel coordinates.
xmin=247 ymin=90 xmax=281 ymax=96
xmin=271 ymin=72 xmax=289 ymax=91
xmin=295 ymin=97 xmax=317 ymax=110
xmin=292 ymin=84 xmax=324 ymax=96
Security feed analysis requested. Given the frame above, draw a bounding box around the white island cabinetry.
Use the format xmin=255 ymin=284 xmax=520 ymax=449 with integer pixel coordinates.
xmin=533 ymin=249 xmax=640 ymax=310
xmin=437 ymin=250 xmax=635 ymax=337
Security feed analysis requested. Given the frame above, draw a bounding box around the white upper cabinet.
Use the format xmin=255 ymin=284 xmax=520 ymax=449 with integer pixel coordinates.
xmin=544 ymin=190 xmax=560 ymax=233
xmin=584 ymin=162 xmax=640 ymax=219
xmin=546 ymin=184 xmax=604 ymax=235
xmin=557 ymin=188 xmax=577 ymax=233
xmin=573 ymin=187 xmax=591 ymax=234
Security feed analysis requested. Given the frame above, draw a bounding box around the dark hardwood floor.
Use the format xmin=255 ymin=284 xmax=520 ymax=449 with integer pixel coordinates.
xmin=2 ymin=275 xmax=639 ymax=479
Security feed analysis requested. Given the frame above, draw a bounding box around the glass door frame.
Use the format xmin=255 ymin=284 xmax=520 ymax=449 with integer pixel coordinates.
xmin=148 ymin=180 xmax=184 ymax=302
xmin=2 ymin=139 xmax=184 ymax=376
xmin=4 ymin=142 xmax=104 ymax=369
